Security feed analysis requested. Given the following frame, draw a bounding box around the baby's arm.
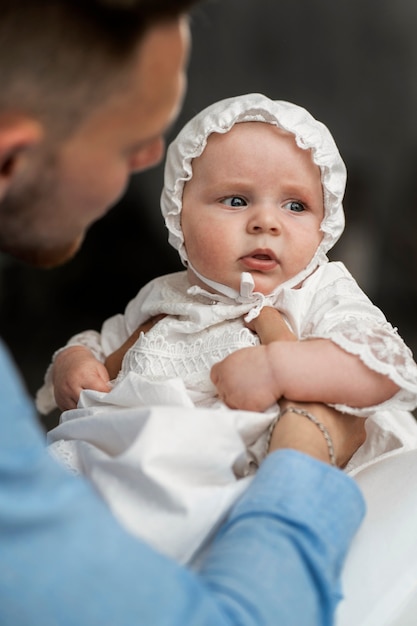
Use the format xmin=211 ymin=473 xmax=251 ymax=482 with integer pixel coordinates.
xmin=212 ymin=308 xmax=399 ymax=412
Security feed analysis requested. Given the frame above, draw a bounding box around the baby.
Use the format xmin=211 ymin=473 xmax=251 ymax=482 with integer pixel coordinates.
xmin=38 ymin=93 xmax=417 ymax=565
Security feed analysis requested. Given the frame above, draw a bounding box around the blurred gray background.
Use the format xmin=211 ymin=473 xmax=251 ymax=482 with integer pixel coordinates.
xmin=2 ymin=0 xmax=417 ymax=429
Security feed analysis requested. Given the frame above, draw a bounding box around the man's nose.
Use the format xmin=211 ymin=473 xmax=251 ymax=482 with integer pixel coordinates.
xmin=129 ymin=137 xmax=165 ymax=173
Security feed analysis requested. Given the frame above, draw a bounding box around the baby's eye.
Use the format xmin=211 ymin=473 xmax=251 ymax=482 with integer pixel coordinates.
xmin=284 ymin=200 xmax=305 ymax=213
xmin=221 ymin=196 xmax=247 ymax=208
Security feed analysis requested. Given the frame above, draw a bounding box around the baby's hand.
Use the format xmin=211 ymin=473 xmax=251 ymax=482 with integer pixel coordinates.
xmin=211 ymin=345 xmax=280 ymax=411
xmin=246 ymin=306 xmax=296 ymax=344
xmin=52 ymin=346 xmax=110 ymax=411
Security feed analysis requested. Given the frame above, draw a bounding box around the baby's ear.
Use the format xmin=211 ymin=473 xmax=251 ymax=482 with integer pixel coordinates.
xmin=0 ymin=113 xmax=43 ymax=201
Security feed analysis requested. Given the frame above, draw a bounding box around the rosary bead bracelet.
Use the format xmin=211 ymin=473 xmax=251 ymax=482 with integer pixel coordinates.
xmin=266 ymin=406 xmax=337 ymax=466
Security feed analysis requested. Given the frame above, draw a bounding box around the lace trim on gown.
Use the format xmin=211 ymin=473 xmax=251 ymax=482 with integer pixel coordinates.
xmin=48 ymin=440 xmax=81 ymax=475
xmin=116 ymin=325 xmax=258 ymax=390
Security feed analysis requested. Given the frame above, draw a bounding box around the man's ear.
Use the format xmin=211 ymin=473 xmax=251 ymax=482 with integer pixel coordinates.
xmin=0 ymin=114 xmax=43 ymax=201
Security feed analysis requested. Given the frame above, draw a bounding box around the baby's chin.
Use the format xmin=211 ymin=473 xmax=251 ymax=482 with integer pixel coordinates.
xmin=248 ymin=275 xmax=284 ymax=296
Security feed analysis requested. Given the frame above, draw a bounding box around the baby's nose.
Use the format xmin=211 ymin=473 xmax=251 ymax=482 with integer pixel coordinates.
xmin=247 ymin=205 xmax=281 ymax=233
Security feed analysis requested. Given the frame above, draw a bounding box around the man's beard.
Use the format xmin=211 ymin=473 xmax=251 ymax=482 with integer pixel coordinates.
xmin=0 ymin=233 xmax=84 ymax=268
xmin=0 ymin=164 xmax=84 ymax=268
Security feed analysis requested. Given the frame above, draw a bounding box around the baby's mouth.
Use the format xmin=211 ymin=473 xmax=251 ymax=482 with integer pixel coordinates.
xmin=240 ymin=249 xmax=278 ymax=271
xmin=253 ymin=253 xmax=272 ymax=260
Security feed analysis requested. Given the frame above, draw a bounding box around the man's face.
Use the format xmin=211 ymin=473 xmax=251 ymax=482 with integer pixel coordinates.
xmin=0 ymin=17 xmax=190 ymax=267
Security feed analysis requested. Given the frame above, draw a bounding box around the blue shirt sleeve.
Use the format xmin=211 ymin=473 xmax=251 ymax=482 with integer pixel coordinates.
xmin=0 ymin=341 xmax=365 ymax=625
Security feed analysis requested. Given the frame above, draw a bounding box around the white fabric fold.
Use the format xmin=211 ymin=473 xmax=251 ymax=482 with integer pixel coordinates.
xmin=48 ymin=401 xmax=271 ymax=565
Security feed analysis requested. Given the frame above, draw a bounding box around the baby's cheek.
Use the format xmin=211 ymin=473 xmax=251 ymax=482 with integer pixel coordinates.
xmin=188 ymin=229 xmax=218 ymax=265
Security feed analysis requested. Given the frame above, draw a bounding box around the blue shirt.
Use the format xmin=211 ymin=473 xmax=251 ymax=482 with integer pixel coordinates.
xmin=0 ymin=340 xmax=364 ymax=625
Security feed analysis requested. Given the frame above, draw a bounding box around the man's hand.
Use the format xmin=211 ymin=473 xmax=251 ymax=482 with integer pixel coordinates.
xmin=246 ymin=306 xmax=296 ymax=344
xmin=52 ymin=346 xmax=110 ymax=411
xmin=269 ymin=400 xmax=367 ymax=468
xmin=104 ymin=314 xmax=166 ymax=380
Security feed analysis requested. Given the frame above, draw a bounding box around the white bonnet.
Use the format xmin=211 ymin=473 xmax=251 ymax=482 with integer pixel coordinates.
xmin=161 ymin=93 xmax=347 ymax=277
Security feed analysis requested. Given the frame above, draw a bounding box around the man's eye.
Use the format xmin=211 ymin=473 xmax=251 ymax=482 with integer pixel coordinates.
xmin=284 ymin=200 xmax=305 ymax=213
xmin=222 ymin=196 xmax=247 ymax=208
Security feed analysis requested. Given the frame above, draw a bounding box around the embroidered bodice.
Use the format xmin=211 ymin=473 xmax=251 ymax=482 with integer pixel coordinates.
xmin=117 ymin=319 xmax=258 ymax=405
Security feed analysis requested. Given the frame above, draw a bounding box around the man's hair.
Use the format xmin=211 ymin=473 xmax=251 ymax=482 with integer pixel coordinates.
xmin=0 ymin=0 xmax=200 ymax=135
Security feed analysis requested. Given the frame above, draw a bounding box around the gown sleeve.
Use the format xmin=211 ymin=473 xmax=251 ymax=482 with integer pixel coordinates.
xmin=301 ymin=262 xmax=417 ymax=414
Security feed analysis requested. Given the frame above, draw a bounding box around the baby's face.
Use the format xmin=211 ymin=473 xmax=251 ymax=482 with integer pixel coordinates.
xmin=181 ymin=121 xmax=324 ymax=295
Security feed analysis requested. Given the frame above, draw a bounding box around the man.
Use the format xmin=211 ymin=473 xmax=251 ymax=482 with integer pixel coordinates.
xmin=0 ymin=1 xmax=191 ymax=267
xmin=0 ymin=2 xmax=365 ymax=624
